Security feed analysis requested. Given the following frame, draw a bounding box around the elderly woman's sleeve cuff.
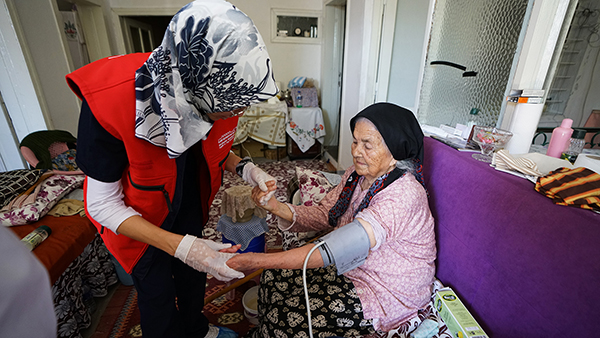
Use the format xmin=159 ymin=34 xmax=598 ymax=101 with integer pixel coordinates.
xmin=277 ymin=203 xmax=298 ymax=231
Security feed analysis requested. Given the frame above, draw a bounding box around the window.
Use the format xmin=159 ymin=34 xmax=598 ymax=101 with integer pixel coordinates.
xmin=123 ymin=17 xmax=154 ymax=53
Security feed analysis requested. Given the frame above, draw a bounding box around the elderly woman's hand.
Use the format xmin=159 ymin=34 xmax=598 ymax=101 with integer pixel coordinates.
xmin=226 ymin=252 xmax=260 ymax=272
xmin=252 ymin=181 xmax=278 ymax=210
xmin=219 ymin=244 xmax=242 ymax=253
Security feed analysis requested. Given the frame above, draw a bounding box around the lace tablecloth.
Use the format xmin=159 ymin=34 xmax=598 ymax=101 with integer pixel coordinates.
xmin=286 ymin=107 xmax=326 ymax=153
xmin=234 ymin=102 xmax=287 ymax=147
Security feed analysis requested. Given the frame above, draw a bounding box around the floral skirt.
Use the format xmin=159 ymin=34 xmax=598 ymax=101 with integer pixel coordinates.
xmin=246 ymin=265 xmax=375 ymax=338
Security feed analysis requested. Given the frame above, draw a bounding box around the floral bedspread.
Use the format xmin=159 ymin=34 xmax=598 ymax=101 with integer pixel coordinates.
xmin=53 ymin=235 xmax=118 ymax=338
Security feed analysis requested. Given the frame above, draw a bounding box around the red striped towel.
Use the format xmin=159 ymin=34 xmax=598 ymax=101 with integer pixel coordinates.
xmin=535 ymin=167 xmax=600 ymax=212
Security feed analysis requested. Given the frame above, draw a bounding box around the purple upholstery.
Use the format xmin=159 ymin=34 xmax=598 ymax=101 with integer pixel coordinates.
xmin=423 ymin=137 xmax=600 ymax=337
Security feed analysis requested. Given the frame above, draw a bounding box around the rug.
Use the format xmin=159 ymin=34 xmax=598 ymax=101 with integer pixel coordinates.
xmin=92 ymin=276 xmax=259 ymax=338
xmin=91 ymin=158 xmax=331 ymax=338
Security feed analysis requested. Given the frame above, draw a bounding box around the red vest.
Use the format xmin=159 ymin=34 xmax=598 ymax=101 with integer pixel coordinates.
xmin=66 ymin=53 xmax=238 ymax=273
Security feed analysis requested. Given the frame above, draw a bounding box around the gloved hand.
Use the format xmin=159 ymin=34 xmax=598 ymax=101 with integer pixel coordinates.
xmin=242 ymin=162 xmax=276 ymax=205
xmin=175 ymin=235 xmax=245 ymax=281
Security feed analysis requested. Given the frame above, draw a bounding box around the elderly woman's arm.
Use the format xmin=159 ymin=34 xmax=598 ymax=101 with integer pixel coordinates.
xmin=227 ymin=242 xmax=324 ymax=271
xmin=251 ymin=172 xmax=349 ymax=233
xmin=251 ymin=181 xmax=293 ymax=221
xmin=227 ymin=217 xmax=377 ymax=272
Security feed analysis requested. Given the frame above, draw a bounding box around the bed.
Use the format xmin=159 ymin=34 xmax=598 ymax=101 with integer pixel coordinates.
xmin=1 ymin=170 xmax=117 ymax=338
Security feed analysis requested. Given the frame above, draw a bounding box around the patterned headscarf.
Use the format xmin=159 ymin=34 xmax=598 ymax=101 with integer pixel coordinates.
xmin=134 ymin=0 xmax=278 ymax=158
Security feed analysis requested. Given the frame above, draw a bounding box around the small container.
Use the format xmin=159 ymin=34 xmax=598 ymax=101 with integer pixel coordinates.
xmin=295 ymin=91 xmax=303 ymax=108
xmin=242 ymin=285 xmax=260 ymax=325
xmin=561 ymin=129 xmax=586 ymax=164
xmin=21 ymin=225 xmax=52 ymax=251
xmin=546 ymin=118 xmax=573 ymax=158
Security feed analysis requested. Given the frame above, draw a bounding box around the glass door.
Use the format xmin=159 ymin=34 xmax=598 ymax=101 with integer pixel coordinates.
xmin=417 ymin=0 xmax=529 ymax=128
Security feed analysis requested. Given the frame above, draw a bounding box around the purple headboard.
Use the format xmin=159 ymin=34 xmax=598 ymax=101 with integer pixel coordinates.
xmin=422 ymin=136 xmax=600 ymax=337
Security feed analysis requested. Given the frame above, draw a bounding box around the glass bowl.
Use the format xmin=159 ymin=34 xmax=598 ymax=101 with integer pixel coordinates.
xmin=471 ymin=126 xmax=513 ymax=162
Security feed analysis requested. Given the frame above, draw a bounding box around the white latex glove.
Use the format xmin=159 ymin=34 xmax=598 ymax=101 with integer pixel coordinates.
xmin=175 ymin=235 xmax=245 ymax=281
xmin=242 ymin=162 xmax=276 ymax=205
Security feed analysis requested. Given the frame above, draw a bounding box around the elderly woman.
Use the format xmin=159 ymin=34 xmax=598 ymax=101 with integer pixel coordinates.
xmin=227 ymin=102 xmax=436 ymax=337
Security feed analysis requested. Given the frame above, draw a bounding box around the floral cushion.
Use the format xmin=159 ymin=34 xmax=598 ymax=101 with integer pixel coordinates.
xmin=0 ymin=174 xmax=84 ymax=226
xmin=52 ymin=148 xmax=79 ymax=171
xmin=282 ymin=167 xmax=336 ymax=250
xmin=296 ymin=166 xmax=333 ymax=206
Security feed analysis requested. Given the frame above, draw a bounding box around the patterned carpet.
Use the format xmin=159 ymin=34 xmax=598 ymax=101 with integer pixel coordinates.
xmin=91 ymin=158 xmax=331 ymax=338
xmin=92 ymin=277 xmax=259 ymax=338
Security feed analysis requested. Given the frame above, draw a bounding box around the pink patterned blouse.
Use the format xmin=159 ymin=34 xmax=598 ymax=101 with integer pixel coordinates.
xmin=279 ymin=166 xmax=436 ymax=331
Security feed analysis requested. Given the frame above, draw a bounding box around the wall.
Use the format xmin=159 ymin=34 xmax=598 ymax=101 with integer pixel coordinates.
xmin=233 ymin=0 xmax=323 ymax=90
xmin=9 ymin=0 xmax=325 ymax=133
xmin=11 ymin=0 xmax=82 ymax=135
xmin=105 ymin=0 xmax=323 ymax=92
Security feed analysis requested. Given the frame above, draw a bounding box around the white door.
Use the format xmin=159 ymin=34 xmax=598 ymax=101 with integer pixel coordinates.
xmin=0 ymin=0 xmax=46 ymax=171
xmin=321 ymin=2 xmax=347 ymax=152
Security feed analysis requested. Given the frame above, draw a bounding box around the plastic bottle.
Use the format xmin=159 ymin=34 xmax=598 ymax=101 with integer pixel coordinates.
xmin=295 ymin=91 xmax=303 ymax=108
xmin=561 ymin=129 xmax=586 ymax=163
xmin=21 ymin=225 xmax=52 ymax=251
xmin=462 ymin=108 xmax=479 ymax=139
xmin=546 ymin=118 xmax=573 ymax=158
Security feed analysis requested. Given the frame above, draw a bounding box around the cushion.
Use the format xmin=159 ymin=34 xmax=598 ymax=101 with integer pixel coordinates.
xmin=296 ymin=166 xmax=333 ymax=206
xmin=288 ymin=76 xmax=306 ymax=88
xmin=0 ymin=169 xmax=47 ymax=208
xmin=51 ymin=148 xmax=79 ymax=171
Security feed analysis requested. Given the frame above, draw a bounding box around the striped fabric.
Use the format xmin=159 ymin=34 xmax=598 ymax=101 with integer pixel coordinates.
xmin=493 ymin=149 xmax=542 ymax=177
xmin=535 ymin=167 xmax=600 ymax=212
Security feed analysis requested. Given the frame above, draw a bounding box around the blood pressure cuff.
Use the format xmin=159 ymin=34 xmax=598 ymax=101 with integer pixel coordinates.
xmin=316 ymin=219 xmax=370 ymax=275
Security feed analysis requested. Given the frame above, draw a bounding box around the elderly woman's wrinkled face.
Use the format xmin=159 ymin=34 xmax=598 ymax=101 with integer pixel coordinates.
xmin=351 ymin=119 xmax=395 ymax=183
